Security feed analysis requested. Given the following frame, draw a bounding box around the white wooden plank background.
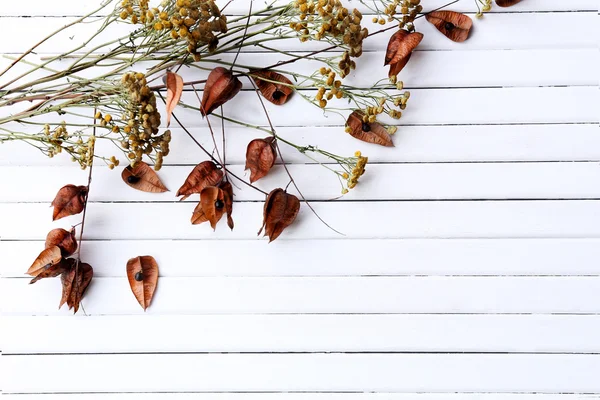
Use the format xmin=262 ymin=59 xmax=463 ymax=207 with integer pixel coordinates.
xmin=1 ymin=0 xmax=599 ymax=398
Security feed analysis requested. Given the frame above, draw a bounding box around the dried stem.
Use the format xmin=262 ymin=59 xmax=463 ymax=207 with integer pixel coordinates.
xmin=157 ymin=91 xmax=268 ymax=196
xmin=246 ymin=76 xmax=344 ymax=236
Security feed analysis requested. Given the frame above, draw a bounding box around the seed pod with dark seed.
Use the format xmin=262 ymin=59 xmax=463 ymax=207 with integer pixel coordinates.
xmin=425 ymin=11 xmax=472 ymax=42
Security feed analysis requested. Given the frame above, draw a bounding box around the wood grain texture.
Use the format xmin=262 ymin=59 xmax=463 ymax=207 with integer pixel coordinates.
xmin=3 ymin=276 xmax=600 ymax=315
xmin=4 ymin=314 xmax=599 ymax=353
xmin=3 ymin=353 xmax=600 ymax=393
xmin=3 ymin=238 xmax=599 ymax=277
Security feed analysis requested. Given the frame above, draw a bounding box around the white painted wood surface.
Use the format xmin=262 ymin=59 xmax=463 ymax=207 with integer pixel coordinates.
xmin=1 ymin=0 xmax=599 ymax=398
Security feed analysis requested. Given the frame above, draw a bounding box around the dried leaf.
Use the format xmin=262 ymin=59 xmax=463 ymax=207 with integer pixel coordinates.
xmin=259 ymin=188 xmax=300 ymax=242
xmin=199 ymin=186 xmax=225 ymax=230
xmin=51 ymin=184 xmax=87 ymax=221
xmin=165 ymin=71 xmax=184 ymax=127
xmin=201 ymin=67 xmax=242 ymax=116
xmin=245 ymin=137 xmax=277 ymax=183
xmin=495 ymin=0 xmax=521 ymax=6
xmin=122 ymin=161 xmax=168 ymax=193
xmin=45 ymin=227 xmax=77 ymax=257
xmin=59 ymin=260 xmax=93 ymax=313
xmin=126 ymin=255 xmax=159 ymax=311
xmin=27 ymin=246 xmax=62 ymax=276
xmin=425 ymin=11 xmax=472 ymax=42
xmin=176 ymin=160 xmax=224 ymax=200
xmin=219 ymin=180 xmax=234 ymax=230
xmin=252 ymin=70 xmax=294 ymax=105
xmin=384 ymin=30 xmax=423 ymax=77
xmin=346 ymin=111 xmax=394 ymax=147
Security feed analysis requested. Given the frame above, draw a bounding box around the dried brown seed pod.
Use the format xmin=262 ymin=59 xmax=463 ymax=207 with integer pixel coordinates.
xmin=176 ymin=161 xmax=224 ymax=200
xmin=51 ymin=184 xmax=88 ymax=221
xmin=245 ymin=137 xmax=277 ymax=183
xmin=384 ymin=30 xmax=423 ymax=77
xmin=45 ymin=227 xmax=78 ymax=257
xmin=346 ymin=111 xmax=394 ymax=147
xmin=219 ymin=180 xmax=234 ymax=230
xmin=59 ymin=260 xmax=93 ymax=313
xmin=251 ymin=70 xmax=294 ymax=105
xmin=121 ymin=161 xmax=168 ymax=193
xmin=26 ymin=246 xmax=63 ymax=277
xmin=126 ymin=255 xmax=158 ymax=311
xmin=164 ymin=71 xmax=183 ymax=127
xmin=199 ymin=186 xmax=226 ymax=230
xmin=495 ymin=0 xmax=522 ymax=7
xmin=201 ymin=67 xmax=242 ymax=116
xmin=259 ymin=188 xmax=300 ymax=242
xmin=425 ymin=11 xmax=472 ymax=42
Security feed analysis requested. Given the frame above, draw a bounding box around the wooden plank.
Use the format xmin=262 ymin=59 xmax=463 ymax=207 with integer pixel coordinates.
xmin=3 ymin=353 xmax=599 ymax=393
xmin=4 ymin=86 xmax=597 ymax=130
xmin=0 ymin=13 xmax=596 ymax=54
xmin=1 ymin=200 xmax=599 ymax=240
xmin=3 ymin=315 xmax=599 ymax=353
xmin=3 ymin=276 xmax=599 ymax=315
xmin=3 ymin=238 xmax=600 ymax=277
xmin=2 ymin=394 xmax=599 ymax=400
xmin=2 ymin=162 xmax=599 ymax=203
xmin=2 ymin=124 xmax=598 ymax=166
xmin=2 ymin=0 xmax=596 ymax=16
xmin=2 ymin=49 xmax=596 ymax=89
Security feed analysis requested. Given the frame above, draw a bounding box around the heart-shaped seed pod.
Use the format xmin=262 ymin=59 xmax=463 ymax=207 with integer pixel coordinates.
xmin=425 ymin=11 xmax=472 ymax=43
xmin=384 ymin=30 xmax=423 ymax=77
xmin=200 ymin=67 xmax=242 ymax=116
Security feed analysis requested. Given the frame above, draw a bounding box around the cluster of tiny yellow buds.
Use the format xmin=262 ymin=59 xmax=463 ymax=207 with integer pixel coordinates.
xmin=168 ymin=0 xmax=226 ymax=56
xmin=118 ymin=72 xmax=170 ymax=168
xmin=119 ymin=0 xmax=154 ymax=25
xmin=346 ymin=151 xmax=368 ymax=189
xmin=381 ymin=0 xmax=422 ymax=30
xmin=315 ymin=68 xmax=344 ymax=107
xmin=107 ymin=155 xmax=121 ymax=170
xmin=119 ymin=0 xmax=226 ymax=57
xmin=292 ymin=0 xmax=368 ymax=60
xmin=476 ymin=0 xmax=492 ymax=18
xmin=393 ymin=90 xmax=410 ymax=111
xmin=74 ymin=135 xmax=96 ymax=170
xmin=338 ymin=51 xmax=356 ymax=78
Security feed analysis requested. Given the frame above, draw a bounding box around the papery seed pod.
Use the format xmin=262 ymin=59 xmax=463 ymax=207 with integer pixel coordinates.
xmin=45 ymin=227 xmax=78 ymax=257
xmin=495 ymin=0 xmax=521 ymax=6
xmin=251 ymin=70 xmax=294 ymax=105
xmin=219 ymin=180 xmax=234 ymax=230
xmin=245 ymin=137 xmax=277 ymax=183
xmin=199 ymin=186 xmax=225 ymax=230
xmin=258 ymin=188 xmax=301 ymax=242
xmin=384 ymin=30 xmax=423 ymax=77
xmin=177 ymin=160 xmax=224 ymax=200
xmin=425 ymin=11 xmax=472 ymax=42
xmin=346 ymin=111 xmax=394 ymax=147
xmin=59 ymin=260 xmax=93 ymax=313
xmin=51 ymin=185 xmax=88 ymax=221
xmin=200 ymin=67 xmax=242 ymax=116
xmin=126 ymin=256 xmax=158 ymax=311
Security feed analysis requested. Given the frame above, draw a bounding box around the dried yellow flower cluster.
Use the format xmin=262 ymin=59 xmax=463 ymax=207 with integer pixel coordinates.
xmin=119 ymin=0 xmax=227 ymax=58
xmin=119 ymin=72 xmax=171 ymax=170
xmin=315 ymin=67 xmax=344 ymax=108
xmin=476 ymin=0 xmax=493 ymax=17
xmin=381 ymin=0 xmax=423 ymax=30
xmin=42 ymin=122 xmax=98 ymax=169
xmin=347 ymin=151 xmax=368 ymax=190
xmin=291 ymin=0 xmax=368 ymax=74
